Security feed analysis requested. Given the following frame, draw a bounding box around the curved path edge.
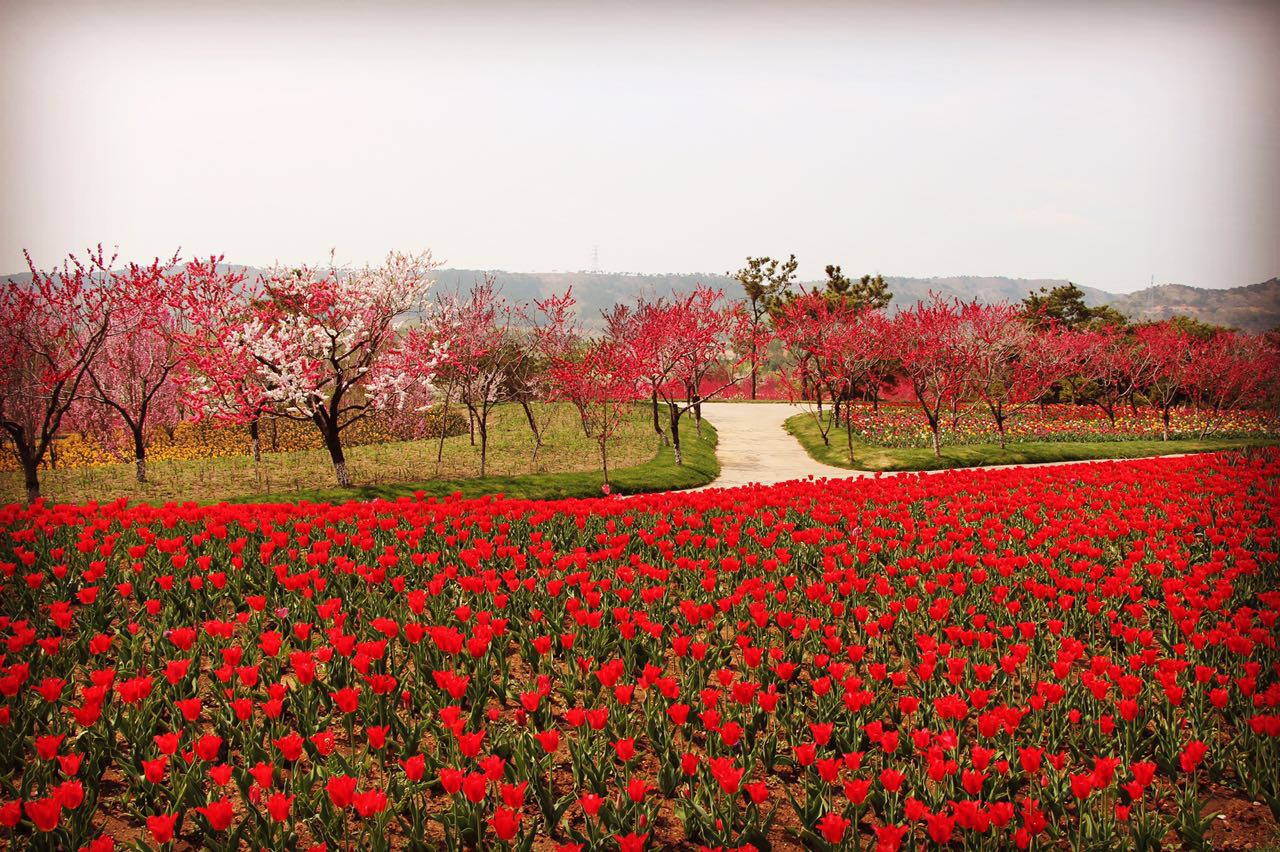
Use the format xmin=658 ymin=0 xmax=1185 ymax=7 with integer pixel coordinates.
xmin=691 ymin=402 xmax=1201 ymax=492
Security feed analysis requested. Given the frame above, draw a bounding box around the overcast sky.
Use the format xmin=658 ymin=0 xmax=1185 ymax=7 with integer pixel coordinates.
xmin=2 ymin=0 xmax=1277 ymax=291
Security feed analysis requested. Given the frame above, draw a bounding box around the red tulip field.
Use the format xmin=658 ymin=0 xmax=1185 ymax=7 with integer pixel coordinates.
xmin=1 ymin=450 xmax=1278 ymax=850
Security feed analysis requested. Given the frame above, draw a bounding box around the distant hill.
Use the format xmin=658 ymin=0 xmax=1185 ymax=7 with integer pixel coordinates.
xmin=435 ymin=270 xmax=1279 ymax=332
xmin=1104 ymin=278 xmax=1280 ymax=332
xmin=6 ymin=265 xmax=1278 ymax=332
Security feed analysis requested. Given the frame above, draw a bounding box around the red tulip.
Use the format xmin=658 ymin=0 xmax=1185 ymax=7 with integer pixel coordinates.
xmin=490 ymin=806 xmax=521 ymax=841
xmin=197 ymin=798 xmax=235 ymax=831
xmin=147 ymin=812 xmax=179 ymax=844
xmin=816 ymin=811 xmax=850 ymax=844
xmin=25 ymin=796 xmax=61 ymax=832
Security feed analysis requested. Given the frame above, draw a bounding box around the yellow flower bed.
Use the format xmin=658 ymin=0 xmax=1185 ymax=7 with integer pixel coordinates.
xmin=1 ymin=412 xmax=465 ymax=472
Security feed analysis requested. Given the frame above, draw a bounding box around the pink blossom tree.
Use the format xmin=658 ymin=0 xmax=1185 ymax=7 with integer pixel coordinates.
xmin=425 ymin=274 xmax=530 ymax=477
xmin=0 ymin=247 xmax=119 ymax=502
xmin=80 ymin=252 xmax=185 ymax=482
xmin=377 ymin=308 xmax=452 ymax=468
xmin=535 ymin=289 xmax=647 ymax=484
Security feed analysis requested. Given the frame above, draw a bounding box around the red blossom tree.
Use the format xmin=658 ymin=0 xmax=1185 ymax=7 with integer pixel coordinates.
xmin=0 ymin=247 xmax=120 ymax=502
xmin=175 ymin=259 xmax=273 ymax=461
xmin=1184 ymin=330 xmax=1279 ymax=436
xmin=1135 ymin=322 xmax=1198 ymax=441
xmin=890 ymin=295 xmax=971 ymax=456
xmin=623 ymin=287 xmax=748 ymax=466
xmin=1071 ymin=325 xmax=1153 ymax=426
xmin=774 ymin=291 xmax=882 ymax=460
xmin=551 ymin=335 xmax=644 ymax=486
xmin=957 ymin=302 xmax=1079 ymax=448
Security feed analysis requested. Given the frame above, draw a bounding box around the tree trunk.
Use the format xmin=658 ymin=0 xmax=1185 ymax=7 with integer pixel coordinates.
xmin=931 ymin=425 xmax=941 ymax=457
xmin=132 ymin=427 xmax=147 ymax=483
xmin=750 ymin=347 xmax=758 ymax=401
xmin=668 ymin=404 xmax=683 ymax=466
xmin=997 ymin=417 xmax=1007 ymax=449
xmin=249 ymin=418 xmax=262 ymax=463
xmin=436 ymin=391 xmax=453 ymax=468
xmin=478 ymin=415 xmax=489 ymax=477
xmin=320 ymin=418 xmax=350 ymax=486
xmin=22 ymin=457 xmax=40 ymax=504
xmin=600 ymin=438 xmax=609 ymax=485
xmin=1162 ymin=407 xmax=1170 ymax=441
xmin=468 ymin=408 xmax=476 ymax=446
xmin=520 ymin=398 xmax=541 ymax=448
xmin=270 ymin=417 xmax=279 ymax=452
xmin=651 ymin=389 xmax=667 ymax=447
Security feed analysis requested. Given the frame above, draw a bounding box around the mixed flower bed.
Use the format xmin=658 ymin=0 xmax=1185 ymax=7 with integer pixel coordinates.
xmin=834 ymin=403 xmax=1280 ymax=449
xmin=0 ymin=451 xmax=1277 ymax=850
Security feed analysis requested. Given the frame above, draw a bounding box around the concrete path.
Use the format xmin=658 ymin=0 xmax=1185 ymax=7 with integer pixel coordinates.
xmin=695 ymin=402 xmax=870 ymax=489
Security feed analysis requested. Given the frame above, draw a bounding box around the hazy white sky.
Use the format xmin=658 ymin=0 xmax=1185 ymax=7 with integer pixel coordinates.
xmin=2 ymin=0 xmax=1277 ymax=290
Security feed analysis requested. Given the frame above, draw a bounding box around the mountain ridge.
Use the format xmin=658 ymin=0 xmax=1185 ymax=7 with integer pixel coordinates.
xmin=6 ymin=266 xmax=1278 ymax=332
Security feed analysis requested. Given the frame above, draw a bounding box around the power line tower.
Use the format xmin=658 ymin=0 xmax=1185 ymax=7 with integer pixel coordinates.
xmin=591 ymin=245 xmax=600 ymax=274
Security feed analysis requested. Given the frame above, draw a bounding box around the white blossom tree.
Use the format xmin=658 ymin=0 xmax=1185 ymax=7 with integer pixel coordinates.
xmin=232 ymin=250 xmax=440 ymax=486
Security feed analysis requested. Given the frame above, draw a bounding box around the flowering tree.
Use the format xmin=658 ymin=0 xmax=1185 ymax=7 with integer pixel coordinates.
xmin=537 ymin=291 xmax=640 ymax=481
xmin=1184 ymin=330 xmax=1278 ymax=436
xmin=233 ymin=250 xmax=439 ymax=486
xmin=81 ymin=252 xmax=184 ymax=482
xmin=374 ymin=311 xmax=450 ymax=469
xmin=1071 ymin=325 xmax=1151 ymax=426
xmin=1135 ymin=322 xmax=1197 ymax=441
xmin=533 ymin=288 xmax=601 ymax=443
xmin=627 ymin=287 xmax=748 ymax=466
xmin=428 ymin=274 xmax=530 ymax=477
xmin=0 ymin=247 xmax=119 ymax=502
xmin=890 ymin=295 xmax=971 ymax=456
xmin=958 ymin=302 xmax=1078 ymax=448
xmin=774 ymin=292 xmax=881 ymax=459
xmin=175 ymin=259 xmax=273 ymax=460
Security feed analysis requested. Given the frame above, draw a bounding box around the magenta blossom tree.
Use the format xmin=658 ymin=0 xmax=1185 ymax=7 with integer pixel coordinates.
xmin=0 ymin=247 xmax=120 ymax=502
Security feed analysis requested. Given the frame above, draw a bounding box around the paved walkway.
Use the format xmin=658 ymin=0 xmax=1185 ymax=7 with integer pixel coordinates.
xmin=695 ymin=402 xmax=870 ymax=489
xmin=694 ymin=401 xmax=1194 ymax=491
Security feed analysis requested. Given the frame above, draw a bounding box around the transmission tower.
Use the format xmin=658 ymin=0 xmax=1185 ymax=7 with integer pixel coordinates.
xmin=592 ymin=245 xmax=600 ymax=274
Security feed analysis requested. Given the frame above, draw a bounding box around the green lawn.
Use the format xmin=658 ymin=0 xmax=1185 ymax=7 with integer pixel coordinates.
xmin=785 ymin=412 xmax=1279 ymax=471
xmin=234 ymin=419 xmax=718 ymax=504
xmin=3 ymin=403 xmax=719 ymax=505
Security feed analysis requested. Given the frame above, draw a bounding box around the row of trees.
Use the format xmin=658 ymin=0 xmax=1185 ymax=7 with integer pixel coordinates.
xmin=1 ymin=247 xmax=753 ymax=502
xmin=5 ymin=246 xmax=1276 ymax=502
xmin=774 ymin=287 xmax=1279 ymax=457
xmin=1 ymin=248 xmax=443 ymax=502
